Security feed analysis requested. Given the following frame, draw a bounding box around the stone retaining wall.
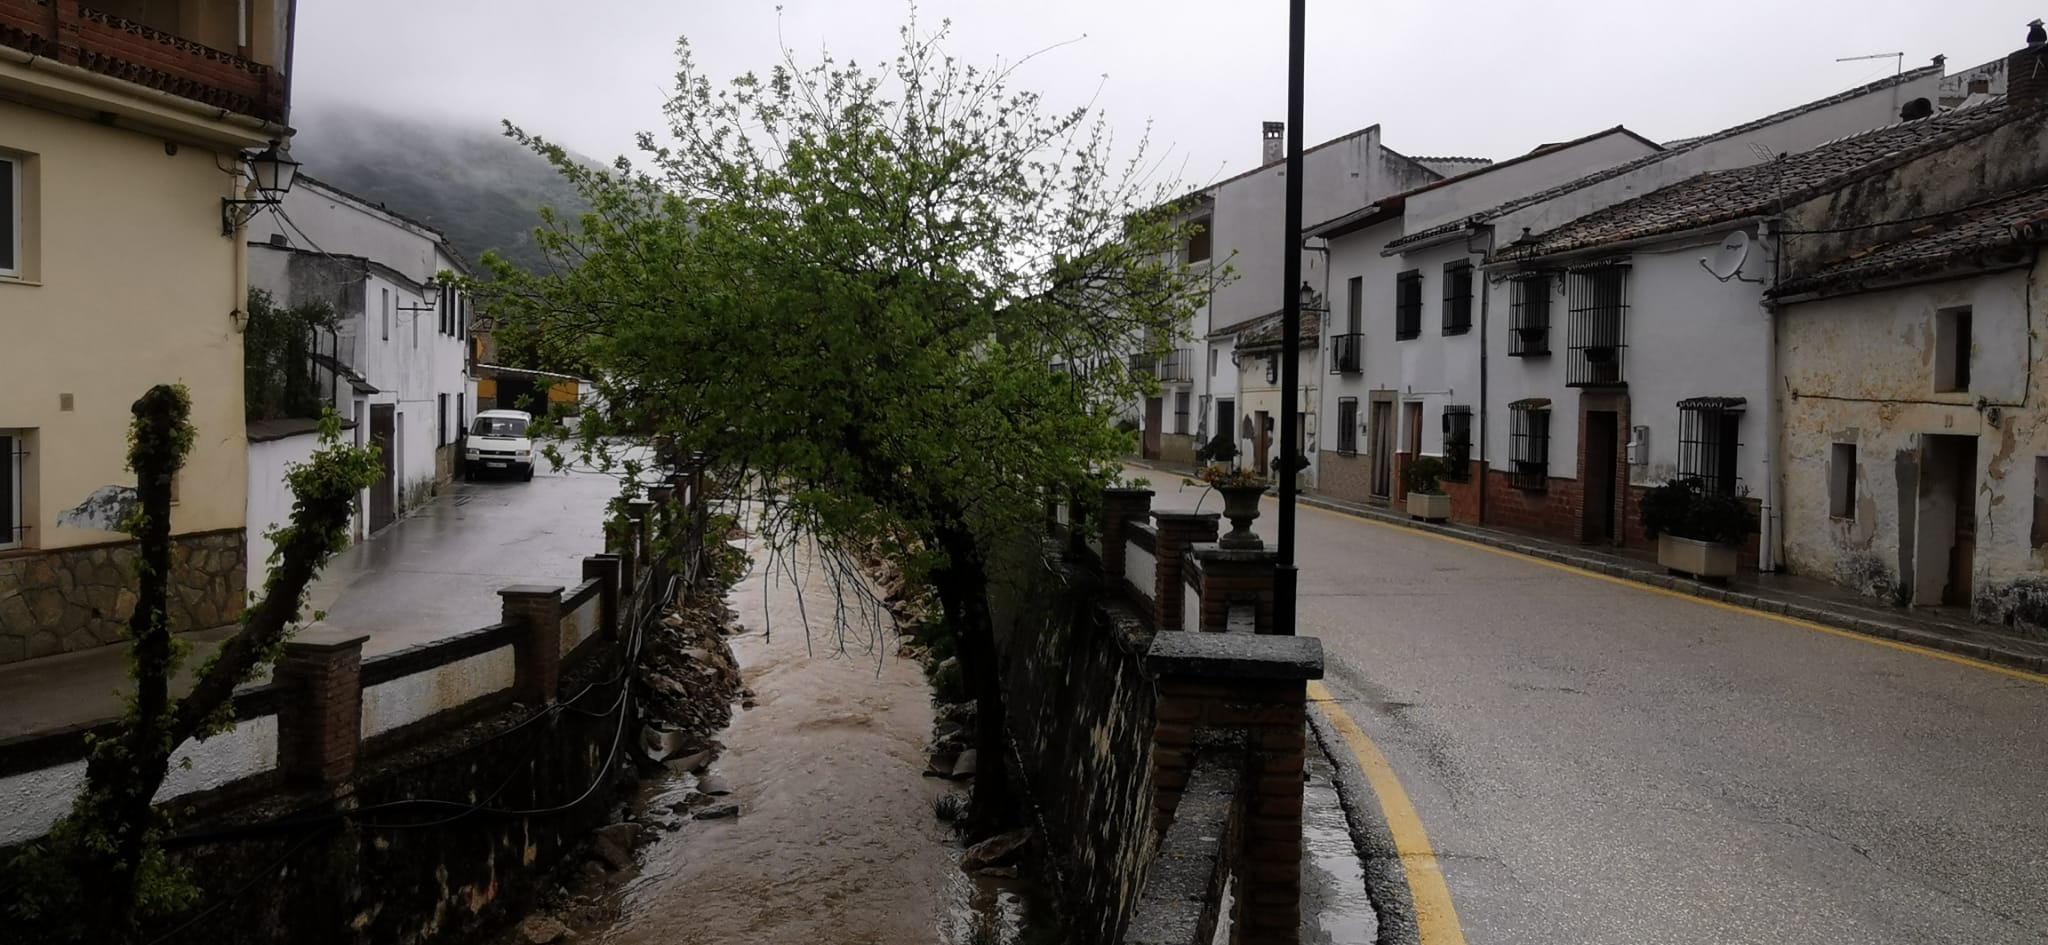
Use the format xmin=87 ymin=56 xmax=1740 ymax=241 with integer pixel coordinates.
xmin=0 ymin=529 xmax=245 ymax=663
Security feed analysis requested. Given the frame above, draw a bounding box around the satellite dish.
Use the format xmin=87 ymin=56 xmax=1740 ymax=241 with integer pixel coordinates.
xmin=1701 ymin=232 xmax=1752 ymax=281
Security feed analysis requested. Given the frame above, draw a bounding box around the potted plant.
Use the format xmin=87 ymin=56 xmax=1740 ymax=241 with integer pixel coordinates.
xmin=1199 ymin=465 xmax=1269 ymax=549
xmin=1194 ymin=429 xmax=1238 ymax=472
xmin=1404 ymin=456 xmax=1452 ymax=522
xmin=1640 ymin=477 xmax=1756 ymax=581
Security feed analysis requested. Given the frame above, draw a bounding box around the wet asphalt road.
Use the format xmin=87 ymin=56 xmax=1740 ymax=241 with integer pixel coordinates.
xmin=304 ymin=453 xmax=651 ymax=657
xmin=1140 ymin=472 xmax=2048 ymax=945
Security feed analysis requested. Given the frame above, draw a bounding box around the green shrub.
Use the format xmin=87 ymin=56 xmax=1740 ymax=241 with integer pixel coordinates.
xmin=1403 ymin=456 xmax=1448 ymax=496
xmin=1195 ymin=429 xmax=1238 ymax=465
xmin=1640 ymin=477 xmax=1755 ymax=545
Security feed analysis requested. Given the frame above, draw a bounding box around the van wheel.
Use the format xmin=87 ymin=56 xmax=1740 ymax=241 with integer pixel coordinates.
xmin=523 ymin=465 xmax=535 ymax=482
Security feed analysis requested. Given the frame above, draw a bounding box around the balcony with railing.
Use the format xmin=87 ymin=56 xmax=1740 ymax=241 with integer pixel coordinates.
xmin=0 ymin=0 xmax=288 ymax=123
xmin=1328 ymin=333 xmax=1363 ymax=374
xmin=1158 ymin=348 xmax=1195 ymax=383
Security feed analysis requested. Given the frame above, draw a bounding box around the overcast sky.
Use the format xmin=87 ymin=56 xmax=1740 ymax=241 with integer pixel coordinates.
xmin=294 ymin=1 xmax=2037 ymax=189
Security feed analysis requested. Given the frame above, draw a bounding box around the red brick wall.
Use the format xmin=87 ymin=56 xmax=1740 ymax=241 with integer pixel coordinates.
xmin=1482 ymin=468 xmax=1584 ymax=536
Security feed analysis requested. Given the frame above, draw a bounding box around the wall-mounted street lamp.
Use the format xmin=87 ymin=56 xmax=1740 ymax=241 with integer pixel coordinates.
xmin=221 ymin=140 xmax=301 ymax=235
xmin=396 ymin=277 xmax=444 ymax=320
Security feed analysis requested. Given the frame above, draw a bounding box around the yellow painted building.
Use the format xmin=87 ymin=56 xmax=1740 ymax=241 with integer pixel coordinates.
xmin=0 ymin=0 xmax=295 ymax=662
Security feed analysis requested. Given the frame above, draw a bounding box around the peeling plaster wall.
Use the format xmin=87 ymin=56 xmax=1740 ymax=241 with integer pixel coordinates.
xmin=1779 ymin=264 xmax=2037 ymax=600
xmin=359 ymin=646 xmax=517 ymax=740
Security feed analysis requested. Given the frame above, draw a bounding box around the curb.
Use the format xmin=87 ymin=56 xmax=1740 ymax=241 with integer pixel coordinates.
xmin=1126 ymin=458 xmax=2048 ymax=676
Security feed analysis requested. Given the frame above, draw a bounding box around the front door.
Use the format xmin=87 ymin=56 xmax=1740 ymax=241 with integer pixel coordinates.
xmin=1584 ymin=410 xmax=1618 ymax=543
xmin=1915 ymin=434 xmax=1979 ymax=606
xmin=369 ymin=404 xmax=397 ymax=532
xmin=1215 ymin=398 xmax=1235 ymax=462
xmin=1143 ymin=397 xmax=1164 ymax=459
xmin=1369 ymin=401 xmax=1394 ymax=498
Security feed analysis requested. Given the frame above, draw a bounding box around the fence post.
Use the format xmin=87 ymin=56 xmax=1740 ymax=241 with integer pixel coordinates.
xmin=1151 ymin=511 xmax=1220 ymax=634
xmin=275 ymin=628 xmax=368 ymax=788
xmin=501 ymin=584 xmax=565 ymax=703
xmin=1191 ymin=545 xmax=1280 ymax=634
xmin=1100 ymin=487 xmax=1154 ymax=581
xmin=1145 ymin=632 xmax=1324 ymax=945
xmin=583 ymin=554 xmax=623 ymax=639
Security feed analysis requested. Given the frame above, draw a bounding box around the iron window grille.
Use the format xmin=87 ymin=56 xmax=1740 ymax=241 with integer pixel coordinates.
xmin=1565 ymin=265 xmax=1628 ymax=387
xmin=1266 ymin=355 xmax=1279 ymax=384
xmin=1159 ymin=348 xmax=1195 ymax=382
xmin=1441 ymin=405 xmax=1473 ymax=481
xmin=1173 ymin=392 xmax=1191 ymax=435
xmin=1337 ymin=397 xmax=1360 ymax=456
xmin=2 ymin=431 xmax=24 ymax=550
xmin=1509 ymin=273 xmax=1552 ymax=357
xmin=1330 ymin=333 xmax=1363 ymax=374
xmin=1442 ymin=261 xmax=1473 ymax=335
xmin=1677 ymin=396 xmax=1745 ymax=496
xmin=1508 ymin=399 xmax=1550 ymax=491
xmin=1395 ymin=270 xmax=1422 ymax=340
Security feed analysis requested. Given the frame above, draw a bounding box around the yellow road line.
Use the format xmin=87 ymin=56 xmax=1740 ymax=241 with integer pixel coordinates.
xmin=1311 ymin=680 xmax=1468 ymax=945
xmin=1275 ymin=494 xmax=2048 ymax=688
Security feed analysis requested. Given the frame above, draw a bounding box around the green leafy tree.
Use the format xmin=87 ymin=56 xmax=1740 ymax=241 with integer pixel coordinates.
xmin=467 ymin=15 xmax=1211 ymax=827
xmin=1 ymin=388 xmax=379 ymax=943
xmin=242 ymin=289 xmax=338 ymax=421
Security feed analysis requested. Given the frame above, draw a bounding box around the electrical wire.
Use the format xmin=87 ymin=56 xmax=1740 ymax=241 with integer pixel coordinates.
xmin=140 ymin=825 xmax=331 ymax=945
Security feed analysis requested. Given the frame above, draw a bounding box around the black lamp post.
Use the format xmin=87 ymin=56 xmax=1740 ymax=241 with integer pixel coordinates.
xmin=1275 ymin=0 xmax=1306 ymax=636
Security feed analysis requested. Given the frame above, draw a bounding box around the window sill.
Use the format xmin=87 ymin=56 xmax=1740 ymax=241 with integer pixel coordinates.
xmin=0 ymin=276 xmax=40 ymax=287
xmin=1442 ymin=327 xmax=1472 ymax=336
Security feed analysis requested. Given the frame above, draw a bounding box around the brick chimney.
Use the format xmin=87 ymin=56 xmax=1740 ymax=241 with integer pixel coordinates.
xmin=1262 ymin=121 xmax=1285 ymax=165
xmin=2011 ymin=22 xmax=2048 ymax=109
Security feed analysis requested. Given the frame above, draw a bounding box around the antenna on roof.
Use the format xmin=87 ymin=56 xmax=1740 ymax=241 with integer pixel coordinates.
xmin=1835 ymin=51 xmax=1904 ymax=76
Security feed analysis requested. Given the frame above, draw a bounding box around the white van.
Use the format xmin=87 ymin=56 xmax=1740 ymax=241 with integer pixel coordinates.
xmin=464 ymin=409 xmax=536 ymax=481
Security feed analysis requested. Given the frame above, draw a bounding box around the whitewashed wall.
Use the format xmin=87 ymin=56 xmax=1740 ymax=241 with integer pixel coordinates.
xmin=560 ymin=589 xmax=602 ymax=657
xmin=1 ymin=714 xmax=280 ymax=847
xmin=246 ymin=430 xmax=321 ymax=583
xmin=360 ymin=646 xmax=517 ymax=740
xmin=1126 ymin=540 xmax=1158 ymax=608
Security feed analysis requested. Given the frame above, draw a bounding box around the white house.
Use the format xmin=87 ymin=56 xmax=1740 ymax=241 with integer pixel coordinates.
xmin=243 ymin=176 xmax=475 ymax=577
xmin=1139 ymin=122 xmax=1441 ymax=475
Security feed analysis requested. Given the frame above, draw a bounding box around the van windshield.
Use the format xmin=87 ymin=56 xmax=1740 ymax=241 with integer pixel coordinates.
xmin=470 ymin=416 xmax=529 ymax=438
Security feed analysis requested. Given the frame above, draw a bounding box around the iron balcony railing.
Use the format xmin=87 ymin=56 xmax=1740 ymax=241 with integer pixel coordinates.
xmin=1158 ymin=348 xmax=1195 ymax=382
xmin=1329 ymin=333 xmax=1363 ymax=374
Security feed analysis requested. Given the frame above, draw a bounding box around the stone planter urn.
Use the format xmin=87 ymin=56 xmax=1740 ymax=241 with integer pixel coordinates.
xmin=1658 ymin=534 xmax=1737 ymax=581
xmin=1406 ymin=491 xmax=1451 ymax=523
xmin=1216 ymin=484 xmax=1267 ymax=549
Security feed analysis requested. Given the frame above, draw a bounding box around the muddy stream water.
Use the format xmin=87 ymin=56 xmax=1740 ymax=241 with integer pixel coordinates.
xmin=588 ymin=537 xmax=1042 ymax=945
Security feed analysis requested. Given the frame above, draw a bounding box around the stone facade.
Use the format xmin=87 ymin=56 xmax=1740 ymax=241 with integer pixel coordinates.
xmin=0 ymin=529 xmax=246 ymax=664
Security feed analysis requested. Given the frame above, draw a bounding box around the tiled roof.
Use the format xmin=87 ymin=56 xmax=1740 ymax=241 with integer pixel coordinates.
xmin=1500 ymin=99 xmax=2016 ymax=262
xmin=1382 ymin=63 xmax=1946 ymax=252
xmin=1379 ymin=216 xmax=1480 ymax=254
xmin=1771 ymin=182 xmax=2048 ymax=298
xmin=1229 ymin=310 xmax=1322 ymax=350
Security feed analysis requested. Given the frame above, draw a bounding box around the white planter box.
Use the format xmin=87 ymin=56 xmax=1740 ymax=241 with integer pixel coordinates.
xmin=1658 ymin=534 xmax=1737 ymax=580
xmin=1407 ymin=492 xmax=1451 ymax=523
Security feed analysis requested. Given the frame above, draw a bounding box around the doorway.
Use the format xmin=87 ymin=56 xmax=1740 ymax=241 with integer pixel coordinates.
xmin=369 ymin=404 xmax=397 ymax=532
xmin=1915 ymin=434 xmax=1978 ymax=606
xmin=1143 ymin=397 xmax=1164 ymax=459
xmin=1253 ymin=410 xmax=1272 ymax=472
xmin=1215 ymin=398 xmax=1235 ymax=463
xmin=1584 ymin=410 xmax=1619 ymax=543
xmin=1369 ymin=400 xmax=1394 ymax=498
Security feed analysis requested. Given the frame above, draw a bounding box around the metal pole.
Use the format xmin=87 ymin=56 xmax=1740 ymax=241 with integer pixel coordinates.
xmin=1275 ymin=0 xmax=1304 ymax=635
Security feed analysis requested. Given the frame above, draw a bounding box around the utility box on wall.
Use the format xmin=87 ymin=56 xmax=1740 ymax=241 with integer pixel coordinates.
xmin=1628 ymin=426 xmax=1649 ymax=466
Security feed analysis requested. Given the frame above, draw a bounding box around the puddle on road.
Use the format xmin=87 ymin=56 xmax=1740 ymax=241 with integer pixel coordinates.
xmin=589 ymin=536 xmax=1050 ymax=945
xmin=1301 ymin=753 xmax=1378 ymax=944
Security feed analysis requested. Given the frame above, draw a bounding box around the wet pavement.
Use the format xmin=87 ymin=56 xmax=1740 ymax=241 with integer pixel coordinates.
xmin=593 ymin=533 xmax=1045 ymax=945
xmin=306 ymin=450 xmax=653 ymax=658
xmin=1139 ymin=468 xmax=2048 ymax=944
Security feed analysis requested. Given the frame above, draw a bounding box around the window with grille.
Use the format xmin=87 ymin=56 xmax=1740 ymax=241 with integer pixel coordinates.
xmin=1266 ymin=355 xmax=1278 ymax=384
xmin=1441 ymin=405 xmax=1473 ymax=481
xmin=1395 ymin=270 xmax=1422 ymax=340
xmin=1174 ymin=391 xmax=1190 ymax=435
xmin=1337 ymin=398 xmax=1360 ymax=455
xmin=1509 ymin=274 xmax=1552 ymax=356
xmin=1509 ymin=399 xmax=1550 ymax=491
xmin=1442 ymin=261 xmax=1473 ymax=335
xmin=1566 ymin=265 xmax=1628 ymax=386
xmin=2 ymin=430 xmax=25 ymax=550
xmin=1678 ymin=397 xmax=1745 ymax=496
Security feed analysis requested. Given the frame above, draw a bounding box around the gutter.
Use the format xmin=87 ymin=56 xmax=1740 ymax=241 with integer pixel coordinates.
xmin=1380 ymin=223 xmax=1475 ymax=258
xmin=0 ymin=46 xmax=286 ymax=148
xmin=1481 ymin=215 xmax=1772 ymax=271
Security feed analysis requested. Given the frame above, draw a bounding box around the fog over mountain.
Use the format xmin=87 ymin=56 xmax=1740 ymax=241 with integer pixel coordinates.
xmin=286 ymin=103 xmax=594 ymax=274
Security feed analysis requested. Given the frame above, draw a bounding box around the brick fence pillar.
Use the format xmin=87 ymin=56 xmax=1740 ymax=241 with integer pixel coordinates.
xmin=582 ymin=554 xmax=622 ymax=639
xmin=1191 ymin=544 xmax=1279 ymax=634
xmin=501 ymin=584 xmax=565 ymax=703
xmin=1100 ymin=487 xmax=1154 ymax=581
xmin=275 ymin=628 xmax=368 ymax=788
xmin=1145 ymin=631 xmax=1324 ymax=945
xmin=1152 ymin=511 xmax=1221 ymax=634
